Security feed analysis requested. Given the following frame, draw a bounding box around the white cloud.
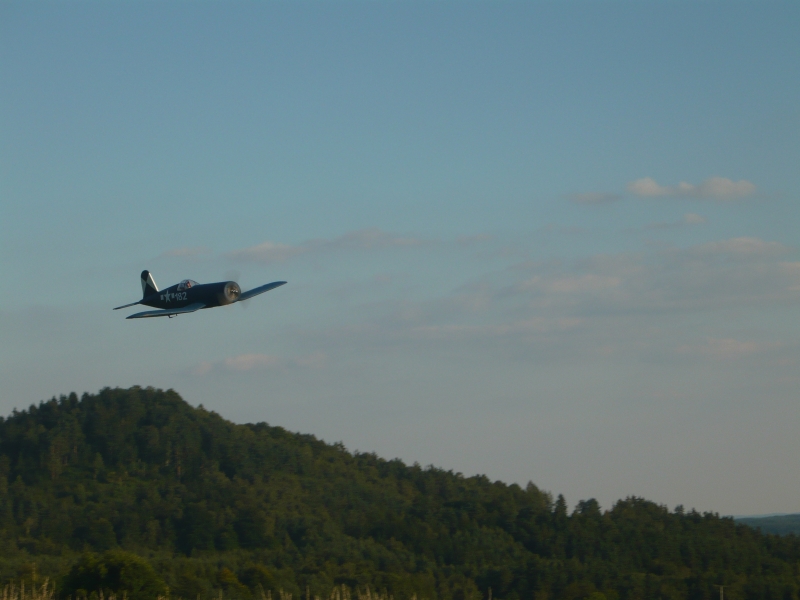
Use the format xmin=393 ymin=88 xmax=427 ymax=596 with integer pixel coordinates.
xmin=627 ymin=177 xmax=674 ymax=197
xmin=627 ymin=177 xmax=757 ymax=200
xmin=695 ymin=177 xmax=757 ymax=198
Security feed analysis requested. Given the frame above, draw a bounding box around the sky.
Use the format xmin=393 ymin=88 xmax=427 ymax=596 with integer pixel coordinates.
xmin=1 ymin=1 xmax=799 ymax=516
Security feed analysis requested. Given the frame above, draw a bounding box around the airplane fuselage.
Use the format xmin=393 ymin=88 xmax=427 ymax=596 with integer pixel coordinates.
xmin=141 ymin=281 xmax=241 ymax=310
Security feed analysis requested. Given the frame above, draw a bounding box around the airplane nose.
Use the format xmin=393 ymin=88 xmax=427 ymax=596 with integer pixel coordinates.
xmin=224 ymin=282 xmax=241 ymax=302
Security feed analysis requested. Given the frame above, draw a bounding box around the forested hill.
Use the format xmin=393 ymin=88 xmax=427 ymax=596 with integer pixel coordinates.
xmin=1 ymin=387 xmax=799 ymax=600
xmin=736 ymin=514 xmax=800 ymax=536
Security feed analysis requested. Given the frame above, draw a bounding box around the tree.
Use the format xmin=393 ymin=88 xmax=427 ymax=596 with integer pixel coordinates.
xmin=61 ymin=551 xmax=167 ymax=600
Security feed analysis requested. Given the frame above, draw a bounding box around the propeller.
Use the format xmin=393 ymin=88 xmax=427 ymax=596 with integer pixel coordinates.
xmin=225 ymin=270 xmax=248 ymax=308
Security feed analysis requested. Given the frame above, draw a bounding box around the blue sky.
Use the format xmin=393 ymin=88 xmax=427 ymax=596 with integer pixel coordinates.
xmin=2 ymin=1 xmax=799 ymax=515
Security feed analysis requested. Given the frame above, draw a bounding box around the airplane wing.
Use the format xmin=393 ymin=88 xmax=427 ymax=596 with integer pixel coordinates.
xmin=113 ymin=301 xmax=141 ymax=310
xmin=126 ymin=303 xmax=205 ymax=319
xmin=238 ymin=281 xmax=287 ymax=301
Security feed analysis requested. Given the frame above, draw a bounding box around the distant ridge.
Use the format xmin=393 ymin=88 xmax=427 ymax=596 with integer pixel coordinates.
xmin=1 ymin=387 xmax=799 ymax=600
xmin=735 ymin=514 xmax=800 ymax=536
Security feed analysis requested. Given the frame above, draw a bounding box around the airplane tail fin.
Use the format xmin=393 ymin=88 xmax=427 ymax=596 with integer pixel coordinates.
xmin=141 ymin=270 xmax=159 ymax=298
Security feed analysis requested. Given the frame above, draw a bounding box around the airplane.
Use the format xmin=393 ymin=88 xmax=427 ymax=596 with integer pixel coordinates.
xmin=114 ymin=270 xmax=286 ymax=319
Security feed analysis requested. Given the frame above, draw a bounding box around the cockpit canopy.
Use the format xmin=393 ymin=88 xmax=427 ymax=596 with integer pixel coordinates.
xmin=177 ymin=279 xmax=198 ymax=291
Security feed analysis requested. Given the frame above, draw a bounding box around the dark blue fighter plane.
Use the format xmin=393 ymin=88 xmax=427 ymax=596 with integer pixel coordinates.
xmin=114 ymin=271 xmax=286 ymax=319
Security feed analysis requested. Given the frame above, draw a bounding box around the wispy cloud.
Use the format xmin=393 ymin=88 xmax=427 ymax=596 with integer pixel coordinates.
xmin=517 ymin=274 xmax=622 ymax=294
xmin=227 ymin=228 xmax=425 ymax=264
xmin=643 ymin=213 xmax=708 ymax=230
xmin=687 ymin=237 xmax=789 ymax=260
xmin=225 ymin=241 xmax=304 ymax=263
xmin=676 ymin=338 xmax=780 ymax=359
xmin=538 ymin=224 xmax=590 ymax=235
xmin=324 ymin=228 xmax=423 ymax=250
xmin=565 ymin=192 xmax=622 ymax=205
xmin=159 ymin=246 xmax=212 ymax=259
xmin=403 ymin=317 xmax=584 ymax=342
xmin=192 ymin=352 xmax=328 ymax=375
xmin=567 ymin=176 xmax=755 ymax=207
xmin=627 ymin=177 xmax=757 ymax=200
xmin=457 ymin=233 xmax=494 ymax=246
xmin=294 ymin=236 xmax=798 ymax=363
xmin=223 ymin=354 xmax=284 ymax=371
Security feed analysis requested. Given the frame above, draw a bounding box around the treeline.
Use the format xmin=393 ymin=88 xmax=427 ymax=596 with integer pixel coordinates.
xmin=0 ymin=387 xmax=798 ymax=600
xmin=736 ymin=514 xmax=800 ymax=536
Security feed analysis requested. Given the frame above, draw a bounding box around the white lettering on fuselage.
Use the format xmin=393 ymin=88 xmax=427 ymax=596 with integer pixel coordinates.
xmin=160 ymin=291 xmax=188 ymax=303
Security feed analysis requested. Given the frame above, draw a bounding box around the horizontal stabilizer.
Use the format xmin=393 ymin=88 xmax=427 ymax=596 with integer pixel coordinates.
xmin=239 ymin=281 xmax=287 ymax=302
xmin=127 ymin=303 xmax=205 ymax=319
xmin=113 ymin=301 xmax=141 ymax=310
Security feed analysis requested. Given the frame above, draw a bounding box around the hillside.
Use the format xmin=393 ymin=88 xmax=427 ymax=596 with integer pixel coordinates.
xmin=0 ymin=387 xmax=799 ymax=600
xmin=736 ymin=515 xmax=800 ymax=536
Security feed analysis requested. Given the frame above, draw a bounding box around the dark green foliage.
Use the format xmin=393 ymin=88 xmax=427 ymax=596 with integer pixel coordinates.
xmin=61 ymin=551 xmax=167 ymax=600
xmin=0 ymin=387 xmax=798 ymax=600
